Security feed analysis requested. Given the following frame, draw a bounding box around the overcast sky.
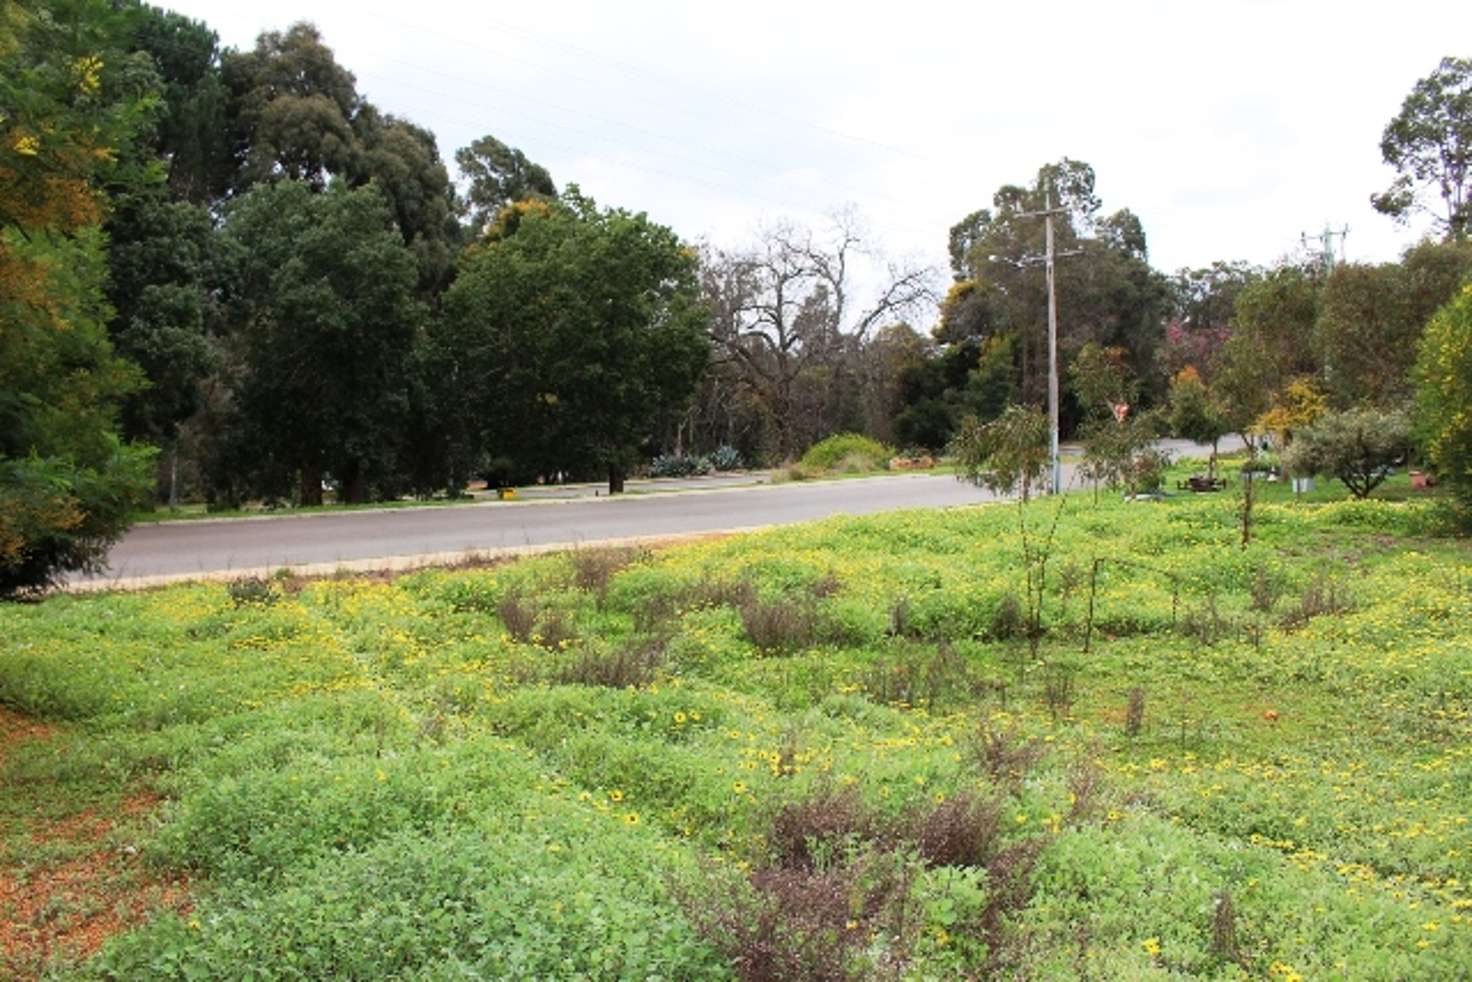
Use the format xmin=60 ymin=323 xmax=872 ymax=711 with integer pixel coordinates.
xmin=168 ymin=1 xmax=1470 ymax=297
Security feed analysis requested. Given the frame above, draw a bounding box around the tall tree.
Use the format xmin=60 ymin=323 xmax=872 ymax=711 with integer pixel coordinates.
xmin=441 ymin=189 xmax=709 ymax=493
xmin=211 ymin=181 xmax=423 ymax=506
xmin=945 ymin=159 xmax=1170 ymax=425
xmin=701 ymin=213 xmax=934 ymax=459
xmin=455 ymin=134 xmax=556 ymax=236
xmin=222 ymin=22 xmax=360 ymax=191
xmin=1373 ymin=56 xmax=1472 ymax=239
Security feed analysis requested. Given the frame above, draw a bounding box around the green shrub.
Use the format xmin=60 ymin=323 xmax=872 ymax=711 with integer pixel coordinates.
xmin=798 ymin=433 xmax=893 ymax=471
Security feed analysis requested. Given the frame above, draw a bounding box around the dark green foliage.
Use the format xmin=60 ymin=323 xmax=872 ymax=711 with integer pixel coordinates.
xmin=1414 ymin=282 xmax=1472 ymax=512
xmin=441 ymin=190 xmax=709 ymax=493
xmin=209 ymin=181 xmax=423 ymax=505
xmin=455 ymin=133 xmax=557 ymax=235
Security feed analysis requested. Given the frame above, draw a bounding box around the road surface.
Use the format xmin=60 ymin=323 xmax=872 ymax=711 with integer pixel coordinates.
xmin=83 ymin=474 xmax=1000 ymax=586
xmin=81 ymin=440 xmax=1219 ymax=587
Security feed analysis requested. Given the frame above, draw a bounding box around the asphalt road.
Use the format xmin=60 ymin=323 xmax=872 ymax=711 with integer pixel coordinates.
xmin=83 ymin=474 xmax=1002 ymax=584
xmin=83 ymin=440 xmax=1220 ymax=586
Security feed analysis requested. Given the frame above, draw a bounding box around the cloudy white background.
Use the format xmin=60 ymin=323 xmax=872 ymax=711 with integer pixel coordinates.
xmin=168 ymin=1 xmax=1472 ymax=303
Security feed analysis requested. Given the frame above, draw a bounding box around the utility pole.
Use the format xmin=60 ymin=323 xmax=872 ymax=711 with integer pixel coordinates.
xmin=1000 ymin=182 xmax=1080 ymax=495
xmin=1301 ymin=223 xmax=1349 ymax=273
xmin=1044 ymin=189 xmax=1060 ymax=496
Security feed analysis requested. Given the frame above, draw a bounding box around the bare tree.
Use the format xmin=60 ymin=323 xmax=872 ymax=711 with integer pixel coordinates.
xmin=701 ymin=212 xmax=935 ymax=459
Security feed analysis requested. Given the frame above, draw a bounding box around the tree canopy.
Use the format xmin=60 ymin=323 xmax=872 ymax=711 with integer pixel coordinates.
xmin=441 ymin=190 xmax=710 ymax=493
xmin=1373 ymin=56 xmax=1472 ymax=239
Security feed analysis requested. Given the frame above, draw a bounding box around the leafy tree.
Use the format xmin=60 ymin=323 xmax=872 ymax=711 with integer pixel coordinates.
xmin=441 ymin=189 xmax=710 ymax=493
xmin=455 ymin=134 xmax=556 ymax=236
xmin=1414 ymin=282 xmax=1472 ymax=511
xmin=946 ymin=159 xmax=1170 ymax=416
xmin=104 ymin=189 xmax=217 ymax=448
xmin=223 ymin=22 xmax=360 ymax=191
xmin=952 ymin=404 xmax=1049 ymax=502
xmin=1167 ymin=367 xmax=1228 ymax=477
xmin=1 ymin=0 xmax=157 ymax=595
xmin=127 ymin=2 xmax=232 ymax=203
xmin=352 ymin=106 xmax=459 ymax=291
xmin=1282 ymin=407 xmax=1412 ymax=499
xmin=1372 ymin=57 xmax=1472 ymax=239
xmin=1212 ymin=265 xmax=1321 ymax=444
xmin=211 ymin=181 xmax=423 ymax=506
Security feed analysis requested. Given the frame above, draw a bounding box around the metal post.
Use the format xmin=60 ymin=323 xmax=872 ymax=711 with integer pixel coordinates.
xmin=1045 ymin=187 xmax=1060 ymax=495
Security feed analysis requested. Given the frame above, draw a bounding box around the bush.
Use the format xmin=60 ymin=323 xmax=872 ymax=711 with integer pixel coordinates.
xmin=710 ymin=445 xmax=744 ymax=471
xmin=798 ymin=433 xmax=893 ymax=472
xmin=0 ymin=446 xmax=154 ymax=599
xmin=1414 ymin=282 xmax=1472 ymax=512
xmin=649 ymin=453 xmax=714 ymax=478
xmin=1282 ymin=407 xmax=1412 ymax=498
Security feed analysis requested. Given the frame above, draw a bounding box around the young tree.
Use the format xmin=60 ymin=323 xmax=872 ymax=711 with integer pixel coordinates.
xmin=1168 ymin=367 xmax=1229 ymax=478
xmin=1414 ymin=283 xmax=1472 ymax=511
xmin=1372 ymin=56 xmax=1472 ymax=239
xmin=951 ymin=404 xmax=1049 ymax=502
xmin=441 ymin=189 xmax=710 ymax=494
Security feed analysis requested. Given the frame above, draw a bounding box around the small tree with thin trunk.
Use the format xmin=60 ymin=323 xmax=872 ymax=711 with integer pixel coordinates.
xmin=1168 ymin=367 xmax=1229 ymax=478
xmin=952 ymin=404 xmax=1049 ymax=502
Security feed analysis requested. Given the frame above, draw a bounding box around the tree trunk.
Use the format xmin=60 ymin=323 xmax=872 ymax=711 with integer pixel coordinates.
xmin=300 ymin=460 xmax=323 ymax=507
xmin=341 ymin=461 xmax=367 ymax=504
xmin=608 ymin=462 xmax=626 ymax=495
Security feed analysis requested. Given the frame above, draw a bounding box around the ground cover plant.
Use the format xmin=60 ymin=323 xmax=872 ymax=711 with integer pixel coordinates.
xmin=1 ymin=471 xmax=1470 ymax=978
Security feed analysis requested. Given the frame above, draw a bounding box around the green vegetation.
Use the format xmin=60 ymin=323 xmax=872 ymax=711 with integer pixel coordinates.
xmin=798 ymin=433 xmax=895 ymax=472
xmin=3 ymin=480 xmax=1469 ymax=978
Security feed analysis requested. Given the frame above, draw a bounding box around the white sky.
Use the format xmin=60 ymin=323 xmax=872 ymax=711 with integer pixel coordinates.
xmin=167 ymin=0 xmax=1471 ymax=298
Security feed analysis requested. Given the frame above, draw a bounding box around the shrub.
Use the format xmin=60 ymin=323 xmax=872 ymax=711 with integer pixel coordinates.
xmin=556 ymin=636 xmax=665 ymax=688
xmin=1282 ymin=407 xmax=1412 ymax=498
xmin=1414 ymin=282 xmax=1472 ymax=512
xmin=570 ymin=546 xmax=643 ymax=604
xmin=710 ymin=445 xmax=744 ymax=471
xmin=799 ymin=433 xmax=893 ymax=472
xmin=227 ymin=575 xmax=279 ymax=608
xmin=908 ymin=792 xmax=1003 ymax=868
xmin=649 ymin=453 xmax=713 ymax=478
xmin=740 ymin=597 xmax=817 ymax=653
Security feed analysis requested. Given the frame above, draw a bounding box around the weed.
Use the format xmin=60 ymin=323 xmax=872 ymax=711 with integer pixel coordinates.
xmin=908 ymin=792 xmax=1003 ymax=868
xmin=495 ymin=589 xmax=538 ymax=642
xmin=556 ymin=636 xmax=665 ymax=688
xmin=1280 ymin=572 xmax=1354 ymax=630
xmin=1249 ymin=564 xmax=1282 ymax=613
xmin=570 ymin=546 xmax=644 ymax=605
xmin=1210 ymin=889 xmax=1240 ymax=965
xmin=534 ymin=608 xmax=578 ymax=652
xmin=1041 ymin=660 xmax=1078 ymax=722
xmin=740 ymin=597 xmax=817 ymax=653
xmin=971 ymin=722 xmax=1044 ymax=787
xmin=226 ymin=576 xmax=278 ymax=607
xmin=1124 ymin=686 xmax=1146 ymax=739
xmin=987 ymin=593 xmax=1025 ymax=642
xmin=769 ymin=786 xmax=876 ymax=870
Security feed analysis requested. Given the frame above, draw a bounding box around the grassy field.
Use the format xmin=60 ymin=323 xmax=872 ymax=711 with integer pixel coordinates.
xmin=2 ymin=475 xmax=1469 ymax=978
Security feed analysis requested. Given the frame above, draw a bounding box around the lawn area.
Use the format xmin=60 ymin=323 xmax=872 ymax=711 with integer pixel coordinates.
xmin=2 ymin=483 xmax=1470 ymax=978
